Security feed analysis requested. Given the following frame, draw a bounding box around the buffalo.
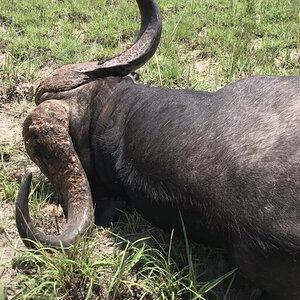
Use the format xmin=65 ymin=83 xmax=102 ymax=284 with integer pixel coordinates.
xmin=16 ymin=0 xmax=300 ymax=299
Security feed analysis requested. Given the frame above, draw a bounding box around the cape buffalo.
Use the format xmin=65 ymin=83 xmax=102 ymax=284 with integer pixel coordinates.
xmin=16 ymin=0 xmax=299 ymax=299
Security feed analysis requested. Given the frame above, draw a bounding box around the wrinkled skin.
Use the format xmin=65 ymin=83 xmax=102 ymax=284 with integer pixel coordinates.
xmin=16 ymin=0 xmax=300 ymax=299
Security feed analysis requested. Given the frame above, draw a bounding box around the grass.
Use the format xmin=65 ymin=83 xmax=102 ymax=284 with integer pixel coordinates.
xmin=0 ymin=0 xmax=298 ymax=90
xmin=0 ymin=0 xmax=299 ymax=299
xmin=10 ymin=216 xmax=236 ymax=300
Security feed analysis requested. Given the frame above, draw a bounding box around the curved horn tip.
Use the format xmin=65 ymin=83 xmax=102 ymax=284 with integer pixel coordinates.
xmin=16 ymin=171 xmax=32 ymax=209
xmin=84 ymin=0 xmax=162 ymax=78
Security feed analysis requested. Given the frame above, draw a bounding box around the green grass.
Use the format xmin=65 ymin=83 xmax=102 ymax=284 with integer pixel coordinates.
xmin=0 ymin=0 xmax=299 ymax=299
xmin=11 ymin=217 xmax=236 ymax=300
xmin=0 ymin=0 xmax=298 ymax=90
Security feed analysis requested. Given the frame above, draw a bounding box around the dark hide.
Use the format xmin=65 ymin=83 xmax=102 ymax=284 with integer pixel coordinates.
xmin=52 ymin=74 xmax=300 ymax=299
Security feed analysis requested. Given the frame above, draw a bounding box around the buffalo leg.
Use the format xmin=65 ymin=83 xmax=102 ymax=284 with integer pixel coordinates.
xmin=233 ymin=242 xmax=300 ymax=300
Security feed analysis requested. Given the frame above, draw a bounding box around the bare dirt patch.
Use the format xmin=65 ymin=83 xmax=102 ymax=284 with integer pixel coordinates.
xmin=0 ymin=76 xmax=34 ymax=104
xmin=185 ymin=48 xmax=217 ymax=86
xmin=0 ymin=109 xmax=18 ymax=144
xmin=194 ymin=58 xmax=216 ymax=83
